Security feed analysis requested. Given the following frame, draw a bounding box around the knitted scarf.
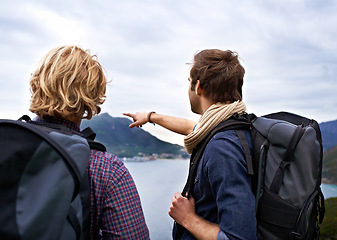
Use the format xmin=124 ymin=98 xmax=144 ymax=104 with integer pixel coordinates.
xmin=184 ymin=100 xmax=246 ymax=154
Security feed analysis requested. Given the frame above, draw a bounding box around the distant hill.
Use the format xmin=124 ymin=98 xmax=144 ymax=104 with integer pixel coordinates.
xmin=318 ymin=119 xmax=337 ymax=185
xmin=82 ymin=113 xmax=185 ymax=158
xmin=322 ymin=144 xmax=337 ymax=184
xmin=320 ymin=119 xmax=337 ymax=152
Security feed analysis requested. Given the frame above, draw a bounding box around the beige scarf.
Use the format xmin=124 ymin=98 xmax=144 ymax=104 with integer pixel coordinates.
xmin=184 ymin=100 xmax=246 ymax=154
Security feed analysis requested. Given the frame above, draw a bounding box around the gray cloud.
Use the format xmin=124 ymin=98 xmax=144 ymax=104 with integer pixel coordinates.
xmin=1 ymin=0 xmax=336 ymax=143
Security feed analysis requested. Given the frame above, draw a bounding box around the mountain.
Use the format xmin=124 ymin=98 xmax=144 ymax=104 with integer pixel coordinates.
xmin=322 ymin=144 xmax=337 ymax=184
xmin=320 ymin=119 xmax=337 ymax=152
xmin=319 ymin=119 xmax=337 ymax=184
xmin=81 ymin=113 xmax=185 ymax=158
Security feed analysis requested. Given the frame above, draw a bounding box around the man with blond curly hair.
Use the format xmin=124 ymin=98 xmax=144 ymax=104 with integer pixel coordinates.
xmin=29 ymin=45 xmax=149 ymax=240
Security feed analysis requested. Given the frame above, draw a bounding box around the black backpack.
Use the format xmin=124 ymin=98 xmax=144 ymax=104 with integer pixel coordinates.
xmin=180 ymin=112 xmax=325 ymax=240
xmin=0 ymin=116 xmax=106 ymax=240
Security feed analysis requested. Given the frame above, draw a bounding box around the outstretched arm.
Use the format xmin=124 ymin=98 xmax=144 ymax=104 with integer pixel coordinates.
xmin=123 ymin=112 xmax=196 ymax=136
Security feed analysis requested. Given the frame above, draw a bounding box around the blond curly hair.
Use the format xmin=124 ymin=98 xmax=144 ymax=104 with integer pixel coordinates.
xmin=29 ymin=45 xmax=107 ymax=120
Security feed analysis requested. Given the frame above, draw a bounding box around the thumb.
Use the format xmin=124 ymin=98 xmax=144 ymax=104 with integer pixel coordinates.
xmin=128 ymin=122 xmax=139 ymax=128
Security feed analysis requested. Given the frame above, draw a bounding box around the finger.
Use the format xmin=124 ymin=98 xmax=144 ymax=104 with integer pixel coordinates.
xmin=174 ymin=192 xmax=181 ymax=198
xmin=129 ymin=122 xmax=140 ymax=128
xmin=168 ymin=208 xmax=173 ymax=218
xmin=123 ymin=113 xmax=134 ymax=118
xmin=171 ymin=192 xmax=179 ymax=202
xmin=168 ymin=204 xmax=175 ymax=216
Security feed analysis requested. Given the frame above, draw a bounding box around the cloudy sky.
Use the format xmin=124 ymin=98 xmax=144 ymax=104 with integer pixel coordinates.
xmin=1 ymin=0 xmax=336 ymax=145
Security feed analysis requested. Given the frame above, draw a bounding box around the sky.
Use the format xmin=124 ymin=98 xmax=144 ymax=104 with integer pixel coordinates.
xmin=1 ymin=0 xmax=336 ymax=146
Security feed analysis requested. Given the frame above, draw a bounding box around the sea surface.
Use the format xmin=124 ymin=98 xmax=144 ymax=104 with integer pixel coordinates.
xmin=124 ymin=159 xmax=337 ymax=240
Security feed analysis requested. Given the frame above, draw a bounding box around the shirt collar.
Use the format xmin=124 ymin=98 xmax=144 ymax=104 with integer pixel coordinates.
xmin=33 ymin=116 xmax=81 ymax=134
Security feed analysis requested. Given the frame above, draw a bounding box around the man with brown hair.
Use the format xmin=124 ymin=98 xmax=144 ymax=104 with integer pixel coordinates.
xmin=124 ymin=49 xmax=257 ymax=240
xmin=30 ymin=45 xmax=149 ymax=239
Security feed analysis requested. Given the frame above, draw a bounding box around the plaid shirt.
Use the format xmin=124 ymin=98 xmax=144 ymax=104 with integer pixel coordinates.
xmin=34 ymin=116 xmax=150 ymax=240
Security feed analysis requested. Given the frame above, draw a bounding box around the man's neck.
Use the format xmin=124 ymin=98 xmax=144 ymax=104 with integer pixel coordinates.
xmin=199 ymin=97 xmax=215 ymax=115
xmin=64 ymin=116 xmax=82 ymax=126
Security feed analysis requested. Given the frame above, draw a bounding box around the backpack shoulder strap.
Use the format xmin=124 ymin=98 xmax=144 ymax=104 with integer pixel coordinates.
xmin=15 ymin=116 xmax=83 ymax=198
xmin=235 ymin=129 xmax=254 ymax=175
xmin=80 ymin=127 xmax=107 ymax=152
xmin=182 ymin=116 xmax=252 ymax=197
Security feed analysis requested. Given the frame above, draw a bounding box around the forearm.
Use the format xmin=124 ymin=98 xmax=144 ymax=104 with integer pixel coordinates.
xmin=150 ymin=112 xmax=196 ymax=136
xmin=181 ymin=213 xmax=220 ymax=240
xmin=124 ymin=111 xmax=196 ymax=136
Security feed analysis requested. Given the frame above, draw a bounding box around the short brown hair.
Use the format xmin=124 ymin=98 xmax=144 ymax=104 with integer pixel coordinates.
xmin=29 ymin=45 xmax=107 ymax=120
xmin=190 ymin=49 xmax=245 ymax=103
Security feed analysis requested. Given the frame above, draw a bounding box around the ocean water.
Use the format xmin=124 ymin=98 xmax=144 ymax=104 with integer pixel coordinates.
xmin=124 ymin=160 xmax=189 ymax=240
xmin=124 ymin=160 xmax=337 ymax=240
xmin=321 ymin=183 xmax=337 ymax=199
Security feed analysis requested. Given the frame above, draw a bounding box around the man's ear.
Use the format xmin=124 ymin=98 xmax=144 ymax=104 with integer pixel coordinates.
xmin=195 ymin=80 xmax=203 ymax=96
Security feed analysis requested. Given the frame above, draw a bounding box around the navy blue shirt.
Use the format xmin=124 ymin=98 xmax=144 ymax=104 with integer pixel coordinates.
xmin=175 ymin=130 xmax=257 ymax=240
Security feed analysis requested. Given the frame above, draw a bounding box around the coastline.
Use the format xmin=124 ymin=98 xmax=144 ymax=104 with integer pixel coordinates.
xmin=122 ymin=156 xmax=189 ymax=162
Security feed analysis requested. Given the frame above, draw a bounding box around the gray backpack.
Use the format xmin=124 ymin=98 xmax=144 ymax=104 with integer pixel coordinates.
xmin=0 ymin=116 xmax=105 ymax=240
xmin=180 ymin=112 xmax=325 ymax=240
xmin=249 ymin=112 xmax=325 ymax=239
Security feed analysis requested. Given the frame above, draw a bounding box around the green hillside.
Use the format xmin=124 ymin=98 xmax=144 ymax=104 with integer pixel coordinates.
xmin=319 ymin=119 xmax=337 ymax=184
xmin=82 ymin=113 xmax=185 ymax=158
xmin=323 ymin=145 xmax=337 ymax=185
xmin=320 ymin=197 xmax=337 ymax=240
xmin=320 ymin=119 xmax=337 ymax=151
